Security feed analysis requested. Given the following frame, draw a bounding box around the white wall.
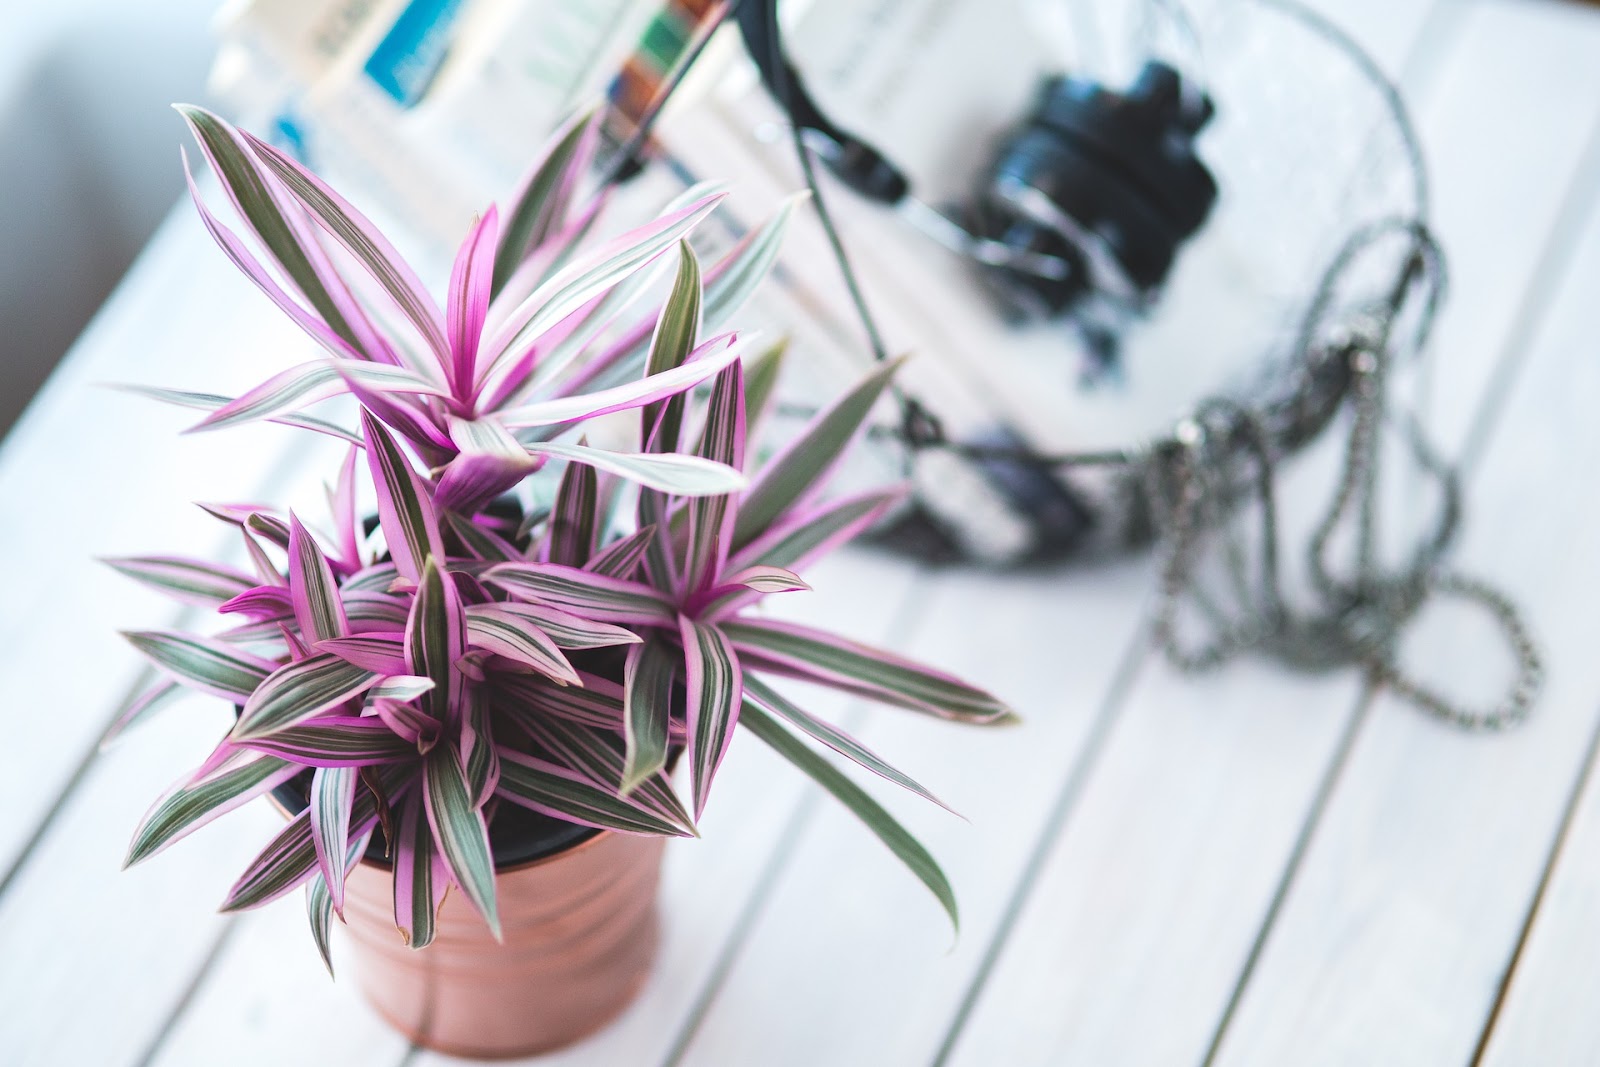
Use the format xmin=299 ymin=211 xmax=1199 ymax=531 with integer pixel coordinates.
xmin=0 ymin=0 xmax=221 ymax=435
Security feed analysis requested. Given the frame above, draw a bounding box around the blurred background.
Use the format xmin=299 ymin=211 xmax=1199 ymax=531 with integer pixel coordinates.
xmin=0 ymin=0 xmax=218 ymax=435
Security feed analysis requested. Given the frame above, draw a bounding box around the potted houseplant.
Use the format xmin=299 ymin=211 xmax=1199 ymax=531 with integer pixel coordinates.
xmin=107 ymin=106 xmax=1012 ymax=1059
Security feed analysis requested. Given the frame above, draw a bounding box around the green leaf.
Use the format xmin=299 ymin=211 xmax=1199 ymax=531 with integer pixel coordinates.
xmin=742 ymin=337 xmax=789 ymax=436
xmin=123 ymin=631 xmax=274 ymax=702
xmin=549 ymin=459 xmax=598 ymax=567
xmin=492 ymin=107 xmax=597 ymax=296
xmin=702 ymin=193 xmax=802 ymax=331
xmin=103 ymin=555 xmax=255 ymax=607
xmin=680 ymin=616 xmax=741 ymax=819
xmin=424 ymin=744 xmax=500 ymax=938
xmin=743 ymin=675 xmax=955 ymax=814
xmin=125 ymin=755 xmax=297 ymax=866
xmin=641 ymin=241 xmax=701 ymax=452
xmin=407 ymin=557 xmax=463 ymax=720
xmin=740 ymin=701 xmax=958 ymax=931
xmin=233 ymin=654 xmax=381 ymax=740
xmin=685 ymin=362 xmax=744 ymax=596
xmin=622 ymin=639 xmax=676 ymax=795
xmin=732 ymin=356 xmax=906 ymax=551
xmin=496 ymin=752 xmax=695 ymax=837
xmin=175 ymin=106 xmax=365 ymax=354
xmin=306 ymin=830 xmax=372 ymax=976
xmin=523 ymin=439 xmax=746 ymax=496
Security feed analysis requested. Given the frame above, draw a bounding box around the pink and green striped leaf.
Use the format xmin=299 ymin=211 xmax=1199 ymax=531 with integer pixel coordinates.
xmin=124 ymin=753 xmax=298 ymax=866
xmin=242 ymin=131 xmax=450 ymax=363
xmin=447 ymin=206 xmax=499 ymax=397
xmin=309 ymin=765 xmax=356 ymax=913
xmin=739 ymin=702 xmax=958 ymax=931
xmin=742 ymin=337 xmax=788 ymax=437
xmin=104 ymin=555 xmax=256 ymax=608
xmin=288 ymin=514 xmax=348 ymax=642
xmin=521 ymin=715 xmax=694 ymax=836
xmin=406 ymin=558 xmax=465 ymax=721
xmin=462 ymin=687 xmax=500 ymax=806
xmin=584 ymin=526 xmax=657 ymax=581
xmin=307 ymin=828 xmax=372 ymax=975
xmin=363 ymin=410 xmax=444 ymax=583
xmin=478 ymin=601 xmax=638 ymax=651
xmin=640 ymin=241 xmax=701 ymax=453
xmin=485 ymin=562 xmax=674 ymax=625
xmin=315 ymin=634 xmax=409 ymax=674
xmin=742 ymin=675 xmax=955 ymax=815
xmin=495 ymin=750 xmax=694 ymax=837
xmin=176 ymin=106 xmax=368 ymax=355
xmin=679 ymin=616 xmax=742 ymax=819
xmin=122 ymin=631 xmax=275 ymax=702
xmin=492 ymin=107 xmax=598 ymax=296
xmin=684 ymin=361 xmax=745 ymax=595
xmin=463 ymin=604 xmax=580 ymax=685
xmin=548 ymin=459 xmax=597 ymax=567
xmin=722 ymin=619 xmax=1010 ymax=723
xmin=444 ymin=511 xmax=520 ymax=563
xmin=220 ymin=808 xmax=323 ymax=912
xmin=233 ymin=654 xmax=382 ymax=740
xmin=189 ymin=360 xmax=445 ymax=435
xmin=482 ymin=192 xmax=725 ymax=378
xmin=731 ymin=356 xmax=905 ymax=551
xmin=436 ymin=416 xmax=540 ymax=515
xmin=239 ymin=716 xmax=419 ymax=766
xmin=498 ymin=329 xmax=749 ymax=430
xmin=101 ymin=679 xmax=185 ymax=748
xmin=621 ymin=638 xmax=675 ymax=795
xmin=522 ymin=439 xmax=745 ymax=497
xmin=424 ymin=743 xmax=500 ymax=937
xmin=392 ymin=793 xmax=440 ymax=948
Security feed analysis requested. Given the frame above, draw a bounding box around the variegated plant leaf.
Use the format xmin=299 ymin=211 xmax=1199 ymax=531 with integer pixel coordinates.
xmin=233 ymin=654 xmax=381 ymax=740
xmin=722 ymin=619 xmax=1010 ymax=723
xmin=309 ymin=765 xmax=356 ymax=912
xmin=125 ymin=753 xmax=298 ymax=865
xmin=122 ymin=631 xmax=274 ymax=702
xmin=239 ymin=716 xmax=419 ymax=766
xmin=743 ymin=676 xmax=955 ymax=814
xmin=363 ymin=410 xmax=445 ymax=583
xmin=640 ymin=241 xmax=701 ymax=453
xmin=485 ymin=562 xmax=674 ymax=624
xmin=288 ymin=514 xmax=348 ymax=642
xmin=740 ymin=701 xmax=958 ymax=931
xmin=522 ymin=439 xmax=745 ymax=497
xmin=679 ymin=616 xmax=741 ymax=819
xmin=622 ymin=638 xmax=675 ymax=795
xmin=424 ymin=743 xmax=500 ymax=937
xmin=584 ymin=526 xmax=657 ymax=581
xmin=103 ymin=555 xmax=256 ymax=607
xmin=731 ymin=356 xmax=906 ymax=551
xmin=495 ymin=750 xmax=695 ymax=837
xmin=548 ymin=459 xmax=597 ymax=567
xmin=482 ymin=193 xmax=725 ymax=379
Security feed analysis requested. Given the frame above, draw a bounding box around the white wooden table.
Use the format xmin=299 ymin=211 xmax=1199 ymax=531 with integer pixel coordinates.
xmin=6 ymin=0 xmax=1600 ymax=1062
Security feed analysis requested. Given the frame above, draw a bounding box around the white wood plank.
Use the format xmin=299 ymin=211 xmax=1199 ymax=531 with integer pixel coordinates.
xmin=670 ymin=556 xmax=1156 ymax=1067
xmin=0 ymin=205 xmax=336 ymax=875
xmin=938 ymin=2 xmax=1600 ymax=1064
xmin=1481 ymin=670 xmax=1600 ymax=1060
xmin=1210 ymin=83 xmax=1600 ymax=1067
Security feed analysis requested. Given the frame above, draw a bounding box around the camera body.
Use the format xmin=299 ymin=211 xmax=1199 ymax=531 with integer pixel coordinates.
xmin=969 ymin=62 xmax=1218 ymax=322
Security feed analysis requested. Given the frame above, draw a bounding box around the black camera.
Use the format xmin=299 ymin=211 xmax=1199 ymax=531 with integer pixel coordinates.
xmin=967 ymin=62 xmax=1218 ymax=323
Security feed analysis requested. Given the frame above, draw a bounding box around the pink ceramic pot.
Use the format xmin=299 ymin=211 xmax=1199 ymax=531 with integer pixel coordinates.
xmin=339 ymin=830 xmax=667 ymax=1059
